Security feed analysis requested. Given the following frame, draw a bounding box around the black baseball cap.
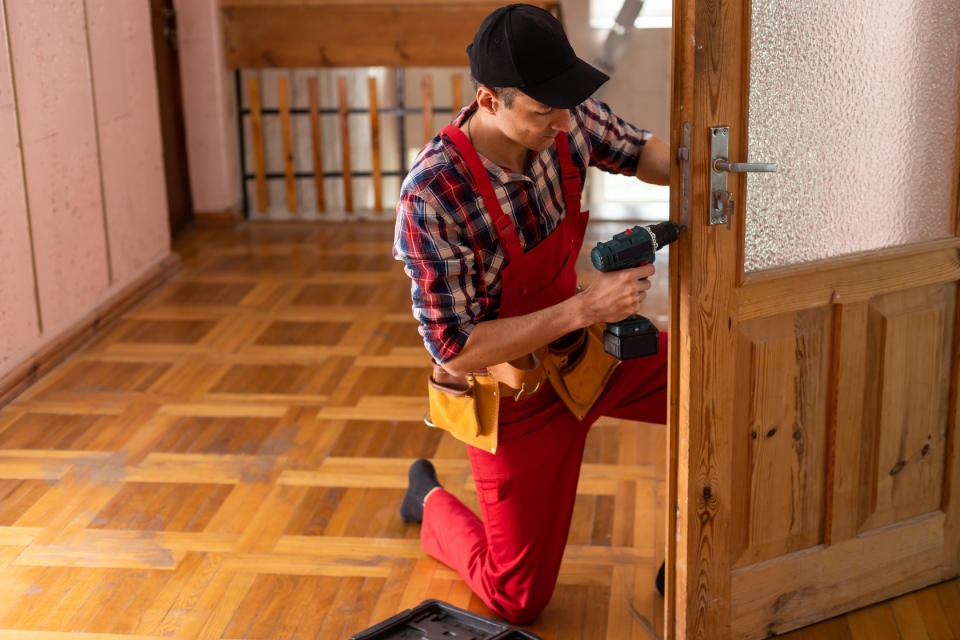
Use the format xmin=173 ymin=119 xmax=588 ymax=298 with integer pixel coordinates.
xmin=467 ymin=4 xmax=610 ymax=109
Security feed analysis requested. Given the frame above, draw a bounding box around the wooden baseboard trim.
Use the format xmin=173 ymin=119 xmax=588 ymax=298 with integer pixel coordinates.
xmin=0 ymin=253 xmax=183 ymax=408
xmin=194 ymin=207 xmax=245 ymax=228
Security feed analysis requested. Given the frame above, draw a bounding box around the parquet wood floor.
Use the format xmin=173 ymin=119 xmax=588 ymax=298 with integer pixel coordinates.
xmin=0 ymin=220 xmax=958 ymax=640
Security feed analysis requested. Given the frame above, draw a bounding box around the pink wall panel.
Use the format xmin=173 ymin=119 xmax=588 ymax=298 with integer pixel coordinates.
xmin=0 ymin=2 xmax=40 ymax=375
xmin=1 ymin=0 xmax=172 ymax=383
xmin=6 ymin=0 xmax=110 ymax=337
xmin=174 ymin=0 xmax=241 ymax=213
xmin=86 ymin=0 xmax=170 ymax=283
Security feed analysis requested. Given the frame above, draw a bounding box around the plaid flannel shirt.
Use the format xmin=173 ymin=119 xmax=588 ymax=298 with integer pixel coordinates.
xmin=393 ymin=98 xmax=652 ymax=364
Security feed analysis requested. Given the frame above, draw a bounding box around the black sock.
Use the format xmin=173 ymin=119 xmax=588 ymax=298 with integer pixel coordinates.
xmin=400 ymin=459 xmax=442 ymax=523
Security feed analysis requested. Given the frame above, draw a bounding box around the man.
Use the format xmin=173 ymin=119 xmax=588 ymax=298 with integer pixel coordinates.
xmin=393 ymin=3 xmax=670 ymax=623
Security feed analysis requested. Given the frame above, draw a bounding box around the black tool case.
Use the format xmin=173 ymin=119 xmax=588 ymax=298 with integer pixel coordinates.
xmin=350 ymin=599 xmax=543 ymax=640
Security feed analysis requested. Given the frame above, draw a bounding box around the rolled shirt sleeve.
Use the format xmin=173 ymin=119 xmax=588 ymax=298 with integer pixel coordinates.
xmin=394 ymin=194 xmax=481 ymax=364
xmin=574 ymin=99 xmax=653 ymax=176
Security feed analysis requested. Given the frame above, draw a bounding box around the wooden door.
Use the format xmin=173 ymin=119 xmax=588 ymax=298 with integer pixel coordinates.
xmin=150 ymin=0 xmax=193 ymax=237
xmin=665 ymin=0 xmax=960 ymax=637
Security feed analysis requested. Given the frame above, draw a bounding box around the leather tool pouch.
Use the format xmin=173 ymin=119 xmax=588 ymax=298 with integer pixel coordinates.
xmin=424 ymin=352 xmax=546 ymax=454
xmin=541 ymin=323 xmax=620 ymax=421
xmin=426 ymin=365 xmax=501 ymax=454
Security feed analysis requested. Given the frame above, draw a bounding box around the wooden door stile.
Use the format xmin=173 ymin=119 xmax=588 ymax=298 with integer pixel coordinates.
xmin=422 ymin=74 xmax=434 ymax=147
xmin=277 ymin=75 xmax=297 ymax=214
xmin=945 ymin=276 xmax=960 ymax=578
xmin=954 ymin=82 xmax=960 ymax=236
xmin=452 ymin=74 xmax=463 ymax=117
xmin=307 ymin=76 xmax=325 ymax=213
xmin=337 ymin=76 xmax=354 ymax=213
xmin=666 ymin=0 xmax=694 ymax=633
xmin=248 ymin=75 xmax=268 ymax=214
xmin=368 ymin=76 xmax=383 ymax=213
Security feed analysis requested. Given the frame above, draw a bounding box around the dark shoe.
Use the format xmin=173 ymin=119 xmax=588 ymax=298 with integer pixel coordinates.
xmin=656 ymin=561 xmax=665 ymax=596
xmin=400 ymin=459 xmax=442 ymax=523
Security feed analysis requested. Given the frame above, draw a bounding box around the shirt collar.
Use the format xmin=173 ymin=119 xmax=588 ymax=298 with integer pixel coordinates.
xmin=453 ymin=102 xmax=534 ymax=185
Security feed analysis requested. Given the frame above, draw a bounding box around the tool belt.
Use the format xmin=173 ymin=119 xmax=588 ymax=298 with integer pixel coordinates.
xmin=425 ymin=323 xmax=619 ymax=453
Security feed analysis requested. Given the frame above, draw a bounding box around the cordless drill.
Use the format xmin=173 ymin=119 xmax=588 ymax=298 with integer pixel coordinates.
xmin=590 ymin=221 xmax=682 ymax=360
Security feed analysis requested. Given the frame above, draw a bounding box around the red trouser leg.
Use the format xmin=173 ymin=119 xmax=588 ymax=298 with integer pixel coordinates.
xmin=420 ymin=333 xmax=668 ymax=623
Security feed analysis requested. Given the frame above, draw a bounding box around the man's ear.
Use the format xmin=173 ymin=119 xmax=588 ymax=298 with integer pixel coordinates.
xmin=476 ymin=86 xmax=500 ymax=115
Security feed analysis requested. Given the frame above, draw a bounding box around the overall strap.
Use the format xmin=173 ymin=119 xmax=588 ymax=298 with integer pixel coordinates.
xmin=553 ymin=132 xmax=582 ymax=223
xmin=440 ymin=124 xmax=524 ymax=262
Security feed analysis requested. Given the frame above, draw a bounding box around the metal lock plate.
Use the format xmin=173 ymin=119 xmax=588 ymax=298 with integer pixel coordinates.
xmin=709 ymin=126 xmax=777 ymax=227
xmin=710 ymin=126 xmax=732 ymax=226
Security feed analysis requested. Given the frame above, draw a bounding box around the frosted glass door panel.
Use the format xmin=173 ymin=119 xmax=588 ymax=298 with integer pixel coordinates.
xmin=744 ymin=0 xmax=960 ymax=273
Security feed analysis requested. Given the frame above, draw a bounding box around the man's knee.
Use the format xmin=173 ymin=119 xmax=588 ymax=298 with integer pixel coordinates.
xmin=491 ymin=581 xmax=554 ymax=624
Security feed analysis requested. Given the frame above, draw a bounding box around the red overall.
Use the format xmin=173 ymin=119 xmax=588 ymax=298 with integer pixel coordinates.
xmin=421 ymin=123 xmax=668 ymax=624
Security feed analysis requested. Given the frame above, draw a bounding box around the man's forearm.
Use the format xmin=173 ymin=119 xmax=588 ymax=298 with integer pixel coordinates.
xmin=440 ymin=263 xmax=654 ymax=375
xmin=637 ymin=135 xmax=670 ymax=186
xmin=441 ymin=295 xmax=589 ymax=375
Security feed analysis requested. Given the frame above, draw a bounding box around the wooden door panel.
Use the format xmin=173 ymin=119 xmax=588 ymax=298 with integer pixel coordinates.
xmin=731 ymin=308 xmax=830 ymax=568
xmin=859 ymin=283 xmax=955 ymax=533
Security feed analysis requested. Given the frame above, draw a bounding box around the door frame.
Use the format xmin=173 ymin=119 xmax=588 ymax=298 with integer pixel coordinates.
xmin=664 ymin=0 xmax=960 ymax=636
xmin=666 ymin=0 xmax=750 ymax=634
xmin=150 ymin=0 xmax=193 ymax=237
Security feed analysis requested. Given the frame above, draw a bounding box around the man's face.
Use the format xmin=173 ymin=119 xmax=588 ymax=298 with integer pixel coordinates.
xmin=494 ymin=92 xmax=574 ymax=154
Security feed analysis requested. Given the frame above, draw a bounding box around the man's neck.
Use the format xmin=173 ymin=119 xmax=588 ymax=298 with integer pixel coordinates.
xmin=463 ymin=108 xmax=528 ymax=174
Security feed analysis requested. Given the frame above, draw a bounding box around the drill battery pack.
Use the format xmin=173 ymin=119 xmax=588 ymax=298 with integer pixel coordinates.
xmin=603 ymin=316 xmax=660 ymax=360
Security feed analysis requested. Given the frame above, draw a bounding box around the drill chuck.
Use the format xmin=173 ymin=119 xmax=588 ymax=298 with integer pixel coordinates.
xmin=590 ymin=221 xmax=682 ymax=272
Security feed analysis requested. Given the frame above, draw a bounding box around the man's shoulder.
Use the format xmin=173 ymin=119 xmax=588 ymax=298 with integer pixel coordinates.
xmin=400 ymin=139 xmax=470 ymax=205
xmin=573 ymin=98 xmax=616 ymax=127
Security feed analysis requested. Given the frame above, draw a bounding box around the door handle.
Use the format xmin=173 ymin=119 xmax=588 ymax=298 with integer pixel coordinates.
xmin=709 ymin=126 xmax=777 ymax=227
xmin=713 ymin=159 xmax=777 ymax=173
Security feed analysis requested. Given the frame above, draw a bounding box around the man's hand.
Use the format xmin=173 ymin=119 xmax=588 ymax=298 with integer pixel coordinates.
xmin=577 ymin=264 xmax=655 ymax=324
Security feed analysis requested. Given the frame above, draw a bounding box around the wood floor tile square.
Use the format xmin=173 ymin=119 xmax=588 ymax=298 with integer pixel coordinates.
xmin=290 ymin=284 xmax=380 ymax=307
xmin=254 ymin=321 xmax=351 ymax=346
xmin=210 ymin=362 xmax=346 ymax=395
xmin=0 ymin=413 xmax=105 ymax=450
xmin=313 ymin=225 xmax=396 ymax=247
xmin=107 ymin=319 xmax=218 ymax=345
xmin=369 ymin=321 xmax=426 ymax=353
xmin=224 ymin=574 xmax=345 ymax=639
xmin=38 ymin=362 xmax=171 ymax=396
xmin=569 ymin=494 xmax=615 ymax=547
xmin=159 ymin=282 xmax=256 ymax=306
xmin=240 ymin=226 xmax=316 ymax=244
xmin=328 ymin=420 xmax=442 ymax=459
xmin=334 ymin=367 xmax=426 ymax=403
xmin=583 ymin=425 xmax=624 ymax=466
xmin=0 ymin=479 xmax=55 ymax=525
xmin=150 ymin=416 xmax=280 ymax=455
xmin=88 ymin=483 xmax=232 ymax=532
xmin=285 ymin=487 xmax=415 ymax=539
xmin=309 ymin=253 xmax=398 ymax=273
xmin=205 ymin=254 xmax=315 ymax=275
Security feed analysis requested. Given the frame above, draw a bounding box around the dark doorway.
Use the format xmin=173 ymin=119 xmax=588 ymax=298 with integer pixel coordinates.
xmin=150 ymin=0 xmax=193 ymax=237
